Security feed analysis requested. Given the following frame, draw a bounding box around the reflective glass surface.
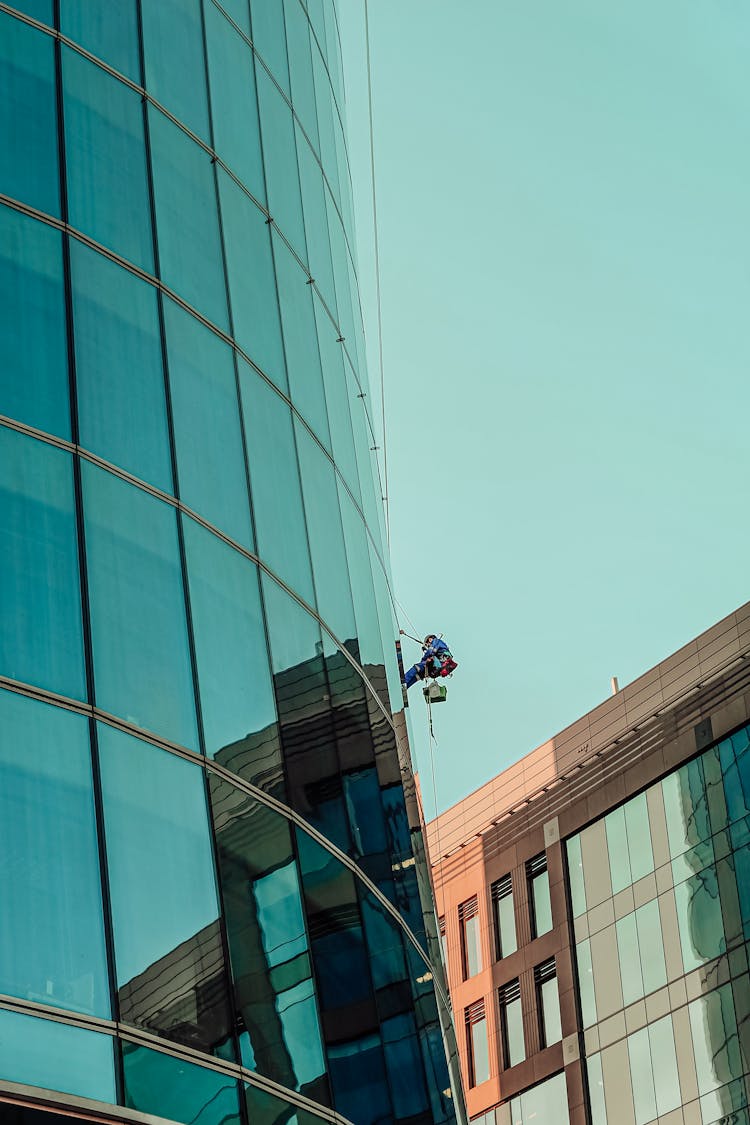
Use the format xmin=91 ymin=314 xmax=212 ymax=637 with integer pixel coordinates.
xmin=509 ymin=1072 xmax=569 ymax=1125
xmin=256 ymin=66 xmax=307 ymax=262
xmin=0 ymin=1008 xmax=116 ymax=1103
xmin=123 ymin=1042 xmax=241 ymax=1125
xmin=0 ymin=689 xmax=109 ymax=1016
xmin=0 ymin=207 xmax=69 ymax=438
xmin=60 ymin=0 xmax=140 ymax=82
xmin=141 ymin=0 xmax=209 ymax=140
xmin=469 ymin=1014 xmax=490 ymax=1087
xmin=531 ymin=867 xmax=553 ymax=938
xmin=99 ymin=724 xmax=230 ymax=1053
xmin=0 ymin=13 xmax=59 ymax=216
xmin=71 ymin=240 xmax=172 ymax=491
xmin=0 ymin=428 xmax=86 ymax=699
xmin=82 ymin=462 xmax=198 ymax=748
xmin=500 ymin=987 xmax=525 ymax=1068
xmin=275 ymin=235 xmax=330 ymax=443
xmin=539 ymin=975 xmax=562 ymax=1047
xmin=63 ymin=48 xmax=154 ymax=271
xmin=495 ymin=889 xmax=517 ymax=959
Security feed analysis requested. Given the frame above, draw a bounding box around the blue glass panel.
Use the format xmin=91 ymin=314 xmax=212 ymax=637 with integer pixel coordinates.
xmin=99 ymin=724 xmax=231 ymax=1053
xmin=82 ymin=462 xmax=198 ymax=748
xmin=382 ymin=1012 xmax=429 ymax=1119
xmin=327 ymin=1034 xmax=392 ymax=1125
xmin=0 ymin=13 xmax=59 ymax=216
xmin=123 ymin=1042 xmax=241 ymax=1124
xmin=218 ymin=172 xmax=285 ymax=386
xmin=205 ymin=3 xmax=264 ymax=203
xmin=0 ymin=689 xmax=110 ymax=1016
xmin=250 ymin=1 xmax=290 ymax=93
xmin=63 ymin=48 xmax=153 ymax=271
xmin=141 ymin=0 xmax=209 ymax=140
xmin=360 ymin=890 xmax=407 ymax=990
xmin=239 ymin=364 xmax=314 ymax=603
xmin=0 ymin=1008 xmax=116 ymax=1103
xmin=0 ymin=206 xmax=69 ymax=438
xmin=256 ymin=67 xmax=306 ymax=263
xmin=721 ymin=726 xmax=750 ymax=826
xmin=164 ymin=300 xmax=252 ymax=547
xmin=60 ymin=0 xmax=140 ymax=82
xmin=150 ymin=107 xmax=229 ymax=331
xmin=275 ymin=236 xmax=329 ymax=444
xmin=0 ymin=428 xmax=86 ymax=699
xmin=183 ymin=516 xmax=279 ymax=789
xmin=71 ymin=241 xmax=172 ymax=491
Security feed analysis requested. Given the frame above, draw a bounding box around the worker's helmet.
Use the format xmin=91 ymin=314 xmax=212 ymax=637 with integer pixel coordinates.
xmin=424 ymin=634 xmax=436 ymax=645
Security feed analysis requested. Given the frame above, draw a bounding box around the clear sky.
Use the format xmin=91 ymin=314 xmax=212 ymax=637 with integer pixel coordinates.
xmin=338 ymin=1 xmax=750 ymax=818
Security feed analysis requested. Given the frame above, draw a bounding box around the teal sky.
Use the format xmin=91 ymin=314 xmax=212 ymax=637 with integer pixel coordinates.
xmin=338 ymin=1 xmax=750 ymax=817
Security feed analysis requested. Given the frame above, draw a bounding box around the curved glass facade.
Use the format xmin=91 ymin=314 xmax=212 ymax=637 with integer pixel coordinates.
xmin=0 ymin=4 xmax=461 ymax=1124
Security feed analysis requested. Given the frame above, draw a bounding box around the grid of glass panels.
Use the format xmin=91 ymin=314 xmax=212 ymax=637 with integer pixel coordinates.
xmin=0 ymin=3 xmax=458 ymax=1124
xmin=567 ymin=723 xmax=750 ymax=1125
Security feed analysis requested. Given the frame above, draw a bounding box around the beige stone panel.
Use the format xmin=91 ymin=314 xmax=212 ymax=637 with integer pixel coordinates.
xmin=658 ymin=893 xmax=684 ymax=981
xmin=625 ymin=1000 xmax=648 ymax=1034
xmin=657 ymin=1109 xmax=684 ymax=1125
xmin=656 ymin=863 xmax=674 ymax=895
xmin=588 ymin=899 xmax=615 ymax=937
xmin=601 ymin=1040 xmax=636 ymax=1125
xmin=633 ymin=872 xmax=657 ymax=909
xmin=574 ymin=913 xmax=589 ymax=942
xmin=590 ymin=926 xmax=623 ymax=1021
xmin=647 ymin=785 xmax=671 ymax=868
xmin=614 ymin=886 xmax=635 ymax=921
xmin=672 ymin=1005 xmax=699 ymax=1105
xmin=581 ymin=821 xmax=612 ymax=910
xmin=584 ymin=1026 xmax=600 ymax=1054
xmin=645 ymin=986 xmax=671 ymax=1022
xmin=598 ymin=1012 xmax=626 ymax=1049
xmin=669 ymin=978 xmax=688 ymax=1010
xmin=682 ymin=1101 xmax=701 ymax=1125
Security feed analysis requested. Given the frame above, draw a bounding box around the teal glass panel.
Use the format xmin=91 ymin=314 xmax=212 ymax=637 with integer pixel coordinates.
xmin=337 ymin=486 xmax=383 ymax=670
xmin=327 ymin=1033 xmax=391 ymax=1125
xmin=636 ymin=899 xmax=666 ymax=996
xmin=628 ymin=1025 xmax=657 ymax=1125
xmin=183 ymin=516 xmax=280 ymax=790
xmin=62 ymin=48 xmax=153 ymax=271
xmin=587 ymin=1054 xmax=608 ymax=1125
xmin=674 ymin=861 xmax=726 ymax=972
xmin=298 ymin=139 xmax=336 ymax=316
xmin=82 ymin=462 xmax=198 ymax=749
xmin=0 ymin=428 xmax=86 ymax=699
xmin=256 ymin=67 xmax=306 ymax=262
xmin=244 ymin=1083 xmax=323 ymax=1125
xmin=10 ymin=1 xmax=53 ymax=22
xmin=689 ymin=984 xmax=743 ymax=1103
xmin=249 ymin=0 xmax=290 ymax=92
xmin=164 ymin=300 xmax=253 ymax=548
xmin=0 ymin=1008 xmax=116 ymax=1103
xmin=311 ymin=42 xmax=339 ymax=201
xmin=220 ymin=0 xmax=250 ymax=36
xmin=99 ymin=725 xmax=231 ymax=1053
xmin=663 ymin=756 xmax=711 ymax=858
xmin=123 ymin=1042 xmax=241 ymax=1124
xmin=204 ymin=2 xmax=264 ymax=203
xmin=648 ymin=1015 xmax=681 ymax=1118
xmin=141 ymin=0 xmax=209 ymax=140
xmin=150 ymin=107 xmax=228 ymax=330
xmin=0 ymin=689 xmax=109 ymax=1016
xmin=285 ymin=5 xmax=318 ymax=147
xmin=240 ymin=363 xmax=314 ymax=603
xmin=606 ymin=806 xmax=630 ymax=894
xmin=71 ymin=241 xmax=172 ymax=491
xmin=0 ymin=207 xmax=69 ymax=438
xmin=275 ymin=235 xmax=330 ymax=443
xmin=510 ymin=1072 xmax=569 ymax=1125
xmin=218 ymin=171 xmax=285 ymax=386
xmin=60 ymin=0 xmax=140 ymax=81
xmin=625 ymin=793 xmax=654 ymax=883
xmin=0 ymin=13 xmax=59 ymax=216
xmin=577 ymin=938 xmax=597 ymax=1027
xmin=566 ymin=834 xmax=587 ymax=917
xmin=295 ymin=423 xmax=355 ymax=643
xmin=720 ymin=726 xmax=750 ymax=827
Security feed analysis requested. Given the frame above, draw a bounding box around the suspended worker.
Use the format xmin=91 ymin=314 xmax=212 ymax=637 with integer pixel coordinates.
xmin=402 ymin=633 xmax=458 ymax=689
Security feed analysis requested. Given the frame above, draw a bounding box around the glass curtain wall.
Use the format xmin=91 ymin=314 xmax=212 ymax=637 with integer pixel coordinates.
xmin=0 ymin=3 xmax=459 ymax=1125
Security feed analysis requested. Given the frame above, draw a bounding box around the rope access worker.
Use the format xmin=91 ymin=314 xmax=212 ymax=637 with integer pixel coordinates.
xmin=403 ymin=633 xmax=458 ymax=689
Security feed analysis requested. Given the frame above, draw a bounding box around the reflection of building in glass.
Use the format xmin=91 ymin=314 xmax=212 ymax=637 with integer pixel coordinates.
xmin=0 ymin=3 xmax=463 ymax=1124
xmin=429 ymin=605 xmax=750 ymax=1125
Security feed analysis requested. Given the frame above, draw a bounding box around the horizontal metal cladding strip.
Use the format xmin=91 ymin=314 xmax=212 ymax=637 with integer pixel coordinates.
xmin=0 ymin=673 xmax=449 ymax=1010
xmin=0 ymin=0 xmax=359 ymax=307
xmin=0 ymin=412 xmax=395 ymax=734
xmin=435 ymin=651 xmax=750 ymax=870
xmin=0 ymin=189 xmax=392 ymax=594
xmin=0 ymin=997 xmax=354 ymax=1125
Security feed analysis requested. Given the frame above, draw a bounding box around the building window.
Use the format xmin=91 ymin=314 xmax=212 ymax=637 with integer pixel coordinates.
xmin=527 ymin=853 xmax=553 ymax=938
xmin=438 ymin=915 xmax=447 ymax=968
xmin=535 ymin=959 xmax=562 ymax=1047
xmin=459 ymin=896 xmax=482 ymax=979
xmin=491 ymin=873 xmax=517 ymax=959
xmin=498 ymin=979 xmax=525 ymax=1068
xmin=465 ymin=999 xmax=490 ymax=1087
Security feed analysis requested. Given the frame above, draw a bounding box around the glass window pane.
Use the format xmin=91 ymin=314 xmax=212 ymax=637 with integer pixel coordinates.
xmin=625 ymin=793 xmax=654 ymax=883
xmin=71 ymin=241 xmax=172 ymax=491
xmin=636 ymin=900 xmax=666 ymax=996
xmin=204 ymin=3 xmax=264 ymax=203
xmin=150 ymin=107 xmax=229 ymax=331
xmin=218 ymin=171 xmax=285 ymax=386
xmin=183 ymin=517 xmax=280 ymax=784
xmin=256 ymin=67 xmax=306 ymax=262
xmin=0 ymin=206 xmax=69 ymax=438
xmin=0 ymin=428 xmax=86 ymax=699
xmin=648 ymin=1015 xmax=681 ymax=1117
xmin=327 ymin=1033 xmax=391 ymax=1125
xmin=11 ymin=1 xmax=53 ymax=23
xmin=533 ymin=869 xmax=553 ymax=936
xmin=463 ymin=914 xmax=481 ymax=978
xmin=567 ymin=834 xmax=587 ymax=916
xmin=285 ymin=3 xmax=318 ymax=147
xmin=505 ymin=996 xmax=525 ymax=1067
xmin=0 ymin=689 xmax=109 ymax=1016
xmin=577 ymin=938 xmax=597 ymax=1027
xmin=164 ymin=299 xmax=253 ymax=548
xmin=541 ymin=977 xmax=562 ymax=1046
xmin=663 ymin=757 xmax=710 ymax=858
xmin=99 ymin=725 xmax=231 ymax=1053
xmin=220 ymin=0 xmax=250 ymax=36
xmin=616 ymin=912 xmax=643 ymax=1006
xmin=0 ymin=13 xmax=59 ymax=216
xmin=141 ymin=0 xmax=209 ymax=140
xmin=82 ymin=462 xmax=198 ymax=749
xmin=674 ymin=862 xmax=726 ymax=972
xmin=496 ymin=893 xmax=517 ymax=958
xmin=628 ymin=1025 xmax=657 ymax=1125
xmin=0 ymin=1008 xmax=115 ymax=1103
xmin=276 ymin=235 xmax=330 ymax=443
xmin=689 ymin=982 xmax=742 ymax=1096
xmin=60 ymin=0 xmax=140 ymax=81
xmin=250 ymin=0 xmax=290 ymax=92
xmin=587 ymin=1053 xmax=608 ymax=1125
xmin=470 ymin=1016 xmax=490 ymax=1086
xmin=122 ymin=1042 xmax=241 ymax=1125
xmin=63 ymin=48 xmax=153 ymax=271
xmin=606 ymin=806 xmax=631 ymax=895
xmin=513 ymin=1071 xmax=569 ymax=1125
xmin=240 ymin=364 xmax=314 ymax=603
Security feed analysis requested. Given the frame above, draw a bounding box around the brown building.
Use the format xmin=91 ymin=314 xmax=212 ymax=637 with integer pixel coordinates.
xmin=427 ymin=602 xmax=750 ymax=1125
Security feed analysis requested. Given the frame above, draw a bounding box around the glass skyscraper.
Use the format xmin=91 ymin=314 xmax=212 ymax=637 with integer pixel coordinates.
xmin=0 ymin=4 xmax=461 ymax=1124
